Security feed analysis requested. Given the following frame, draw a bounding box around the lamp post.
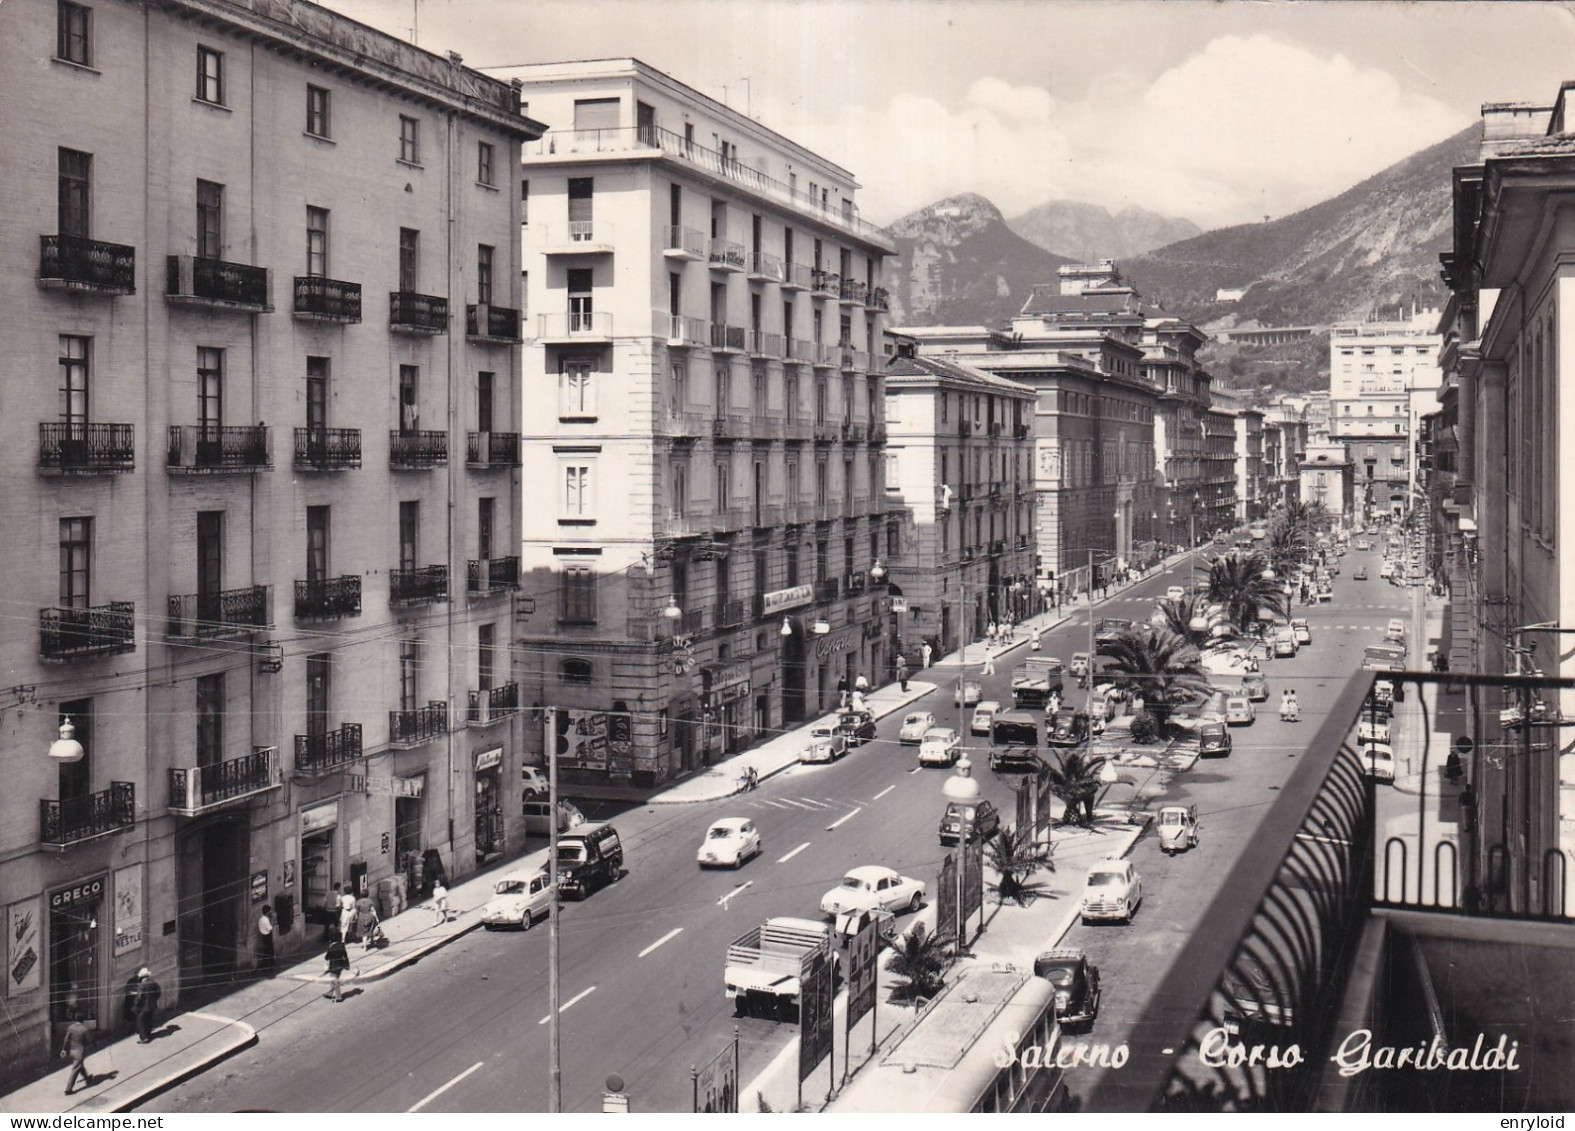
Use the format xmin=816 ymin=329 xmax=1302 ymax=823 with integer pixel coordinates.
xmin=941 ymin=754 xmax=981 ymax=950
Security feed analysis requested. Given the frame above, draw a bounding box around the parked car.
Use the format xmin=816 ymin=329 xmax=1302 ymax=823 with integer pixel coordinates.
xmin=1198 ymin=719 xmax=1232 ymax=757
xmin=939 ymin=798 xmax=1000 ymax=846
xmin=1166 ymin=585 xmax=1186 ymax=602
xmin=1081 ymin=858 xmax=1143 ymax=924
xmin=819 ymin=865 xmax=926 ymax=916
xmin=1224 ymin=695 xmax=1256 ymax=725
xmin=1379 ymin=562 xmax=1395 ymax=579
xmin=1241 ymin=673 xmax=1269 ymax=702
xmin=954 ymin=679 xmax=983 ymax=708
xmin=1273 ymin=632 xmax=1299 ymax=658
xmin=481 ymin=869 xmax=554 ymax=930
xmin=971 ymin=700 xmax=1002 ymax=736
xmin=1362 ymin=742 xmax=1396 ymax=783
xmin=1353 ymin=566 xmax=1368 ymax=580
xmin=918 ymin=727 xmax=962 ymax=767
xmin=1355 ymin=538 xmax=1370 ymax=551
xmin=1032 ymin=947 xmax=1101 ymax=1032
xmin=1291 ymin=618 xmax=1311 ymax=645
xmin=523 ymin=798 xmax=586 ymax=837
xmin=837 ymin=709 xmax=876 ymax=746
xmin=1358 ymin=717 xmax=1392 ymax=744
xmin=697 ymin=817 xmax=762 ymax=869
xmin=521 ymin=766 xmax=548 ymax=798
xmin=898 ymin=711 xmax=936 ymax=745
xmin=1157 ymin=804 xmax=1199 ymax=854
xmin=799 ymin=723 xmax=849 ymax=764
xmin=1385 ymin=618 xmax=1407 ymax=644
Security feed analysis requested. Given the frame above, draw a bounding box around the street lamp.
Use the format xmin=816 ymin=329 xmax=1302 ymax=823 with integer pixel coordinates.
xmin=662 ymin=595 xmax=682 ymax=622
xmin=869 ymin=559 xmax=886 ymax=583
xmin=780 ymin=616 xmax=793 ymax=637
xmin=49 ymin=719 xmax=84 ymax=763
xmin=941 ymin=755 xmax=981 ymax=952
xmin=812 ymin=615 xmax=831 ymax=635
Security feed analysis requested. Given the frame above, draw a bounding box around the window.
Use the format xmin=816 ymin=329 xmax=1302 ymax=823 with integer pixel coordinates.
xmin=786 ymin=460 xmax=800 ymax=508
xmin=785 ymin=372 xmax=799 ymax=421
xmin=398 ymin=228 xmax=419 ymax=293
xmin=197 ymin=347 xmax=223 ymax=432
xmin=670 ymin=359 xmax=688 ymax=417
xmin=305 ymin=356 xmax=328 ymax=431
xmin=560 ymin=358 xmax=595 ymax=418
xmin=563 ymin=464 xmax=593 ymax=517
xmin=399 ymin=115 xmax=420 ymax=164
xmin=715 ymin=364 xmax=730 ymax=415
xmin=196 ymin=180 xmax=223 ymax=260
xmin=520 ymin=179 xmax=529 ymax=226
xmin=196 ymin=46 xmax=224 ymax=105
xmin=59 ymin=336 xmax=89 ymax=427
xmin=59 ymin=148 xmax=91 ymax=238
xmin=561 ymin=658 xmax=593 ymax=684
xmin=477 ymin=244 xmax=494 ymax=305
xmin=58 ymin=700 xmax=92 ymax=804
xmin=306 ymin=506 xmax=329 ymax=583
xmin=572 ymin=97 xmax=619 ymax=135
xmin=59 ymin=517 xmax=91 ymax=608
xmin=568 ymin=178 xmax=593 ymax=240
xmin=477 ymin=371 xmax=494 ymax=433
xmin=398 ymin=501 xmax=418 ymax=570
xmin=477 ymin=497 xmax=494 ymax=560
xmin=57 ymin=1 xmax=91 ymax=66
xmin=716 ymin=461 xmax=730 ymax=511
xmin=306 ymin=84 xmax=330 ymax=138
xmin=398 ymin=365 xmax=418 ymax=434
xmin=399 ymin=639 xmax=419 ymax=712
xmin=670 ymin=462 xmax=688 ymax=515
xmin=196 ymin=673 xmax=225 ymax=768
xmin=477 ymin=141 xmax=495 ymax=186
xmin=478 ymin=624 xmax=495 ymax=689
xmin=567 ymin=268 xmax=593 ymax=331
xmin=562 ymin=566 xmax=597 ymax=623
xmin=306 ymin=206 xmax=328 ymax=276
xmin=815 ymin=461 xmax=828 ymax=506
xmin=305 ymin=654 xmax=330 ymax=736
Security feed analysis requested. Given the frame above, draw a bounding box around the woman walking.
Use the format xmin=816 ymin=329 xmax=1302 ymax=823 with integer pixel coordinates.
xmin=324 ymin=933 xmax=350 ymax=1002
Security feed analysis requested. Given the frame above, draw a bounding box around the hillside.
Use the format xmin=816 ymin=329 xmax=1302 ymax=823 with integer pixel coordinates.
xmin=1007 ymin=200 xmax=1200 ymax=263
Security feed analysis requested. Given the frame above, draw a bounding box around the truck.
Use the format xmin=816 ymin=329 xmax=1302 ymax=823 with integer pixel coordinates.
xmin=988 ymin=708 xmax=1042 ymax=772
xmin=1010 ymin=656 xmax=1064 ymax=710
xmin=724 ymin=916 xmax=834 ymax=1020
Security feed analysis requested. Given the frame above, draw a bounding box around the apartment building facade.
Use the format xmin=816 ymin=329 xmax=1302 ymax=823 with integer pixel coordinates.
xmin=0 ymin=0 xmax=537 ymax=1080
xmin=1202 ymin=408 xmax=1241 ymax=532
xmin=503 ymin=59 xmax=894 ymax=784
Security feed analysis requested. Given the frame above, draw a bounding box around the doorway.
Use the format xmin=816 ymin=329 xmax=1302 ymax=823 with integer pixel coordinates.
xmin=175 ymin=819 xmax=249 ymax=996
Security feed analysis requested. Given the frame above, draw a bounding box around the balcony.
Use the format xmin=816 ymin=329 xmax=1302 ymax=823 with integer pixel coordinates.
xmin=714 ymin=507 xmax=751 ymax=531
xmin=812 ymin=269 xmax=840 ymax=297
xmin=839 ymin=346 xmax=868 ymax=372
xmin=293 ymin=427 xmax=362 ymax=470
xmin=813 ymin=421 xmax=839 ymax=444
xmin=168 ymin=747 xmax=282 ymax=817
xmin=293 ymin=724 xmax=363 ymax=775
xmin=707 ymin=238 xmax=745 ymax=271
xmin=659 ymin=412 xmax=707 ymax=443
xmin=752 ymin=503 xmax=784 ymax=528
xmin=958 ymin=419 xmax=973 ymax=439
xmin=869 ymin=286 xmax=890 ymax=312
xmin=811 ymin=343 xmax=836 ymax=368
xmin=785 ymin=337 xmax=814 ymax=363
xmin=166 ymin=254 xmax=269 ymax=311
xmin=663 ymin=225 xmax=706 ymax=259
xmin=292 ymin=275 xmax=362 ymax=322
xmin=537 ymin=221 xmax=615 ymax=255
xmin=167 ymin=586 xmax=270 ymax=637
xmin=467 ymin=556 xmax=520 ymax=595
xmin=389 ymin=429 xmax=447 ymax=470
xmin=39 ymin=234 xmax=136 ymax=295
xmin=814 ymin=577 xmax=841 ymax=603
xmin=840 ymin=278 xmax=868 ymax=306
xmin=869 ymin=422 xmax=887 ymax=445
xmin=715 ymin=598 xmax=748 ymax=630
xmin=1014 ymin=423 xmax=1030 ymax=439
xmin=748 ymin=330 xmax=784 ymax=358
xmin=468 ymin=682 xmax=519 ymax=726
xmin=167 ymin=425 xmax=269 ymax=473
xmin=658 ymin=312 xmax=708 ymax=347
xmin=538 ymin=310 xmax=612 ymax=343
xmin=841 ymin=421 xmax=866 ymax=444
xmin=41 ymin=782 xmax=135 ymax=849
xmin=845 ymin=572 xmax=866 ymax=595
xmin=466 ymin=431 xmax=522 ymax=468
xmin=389 ymin=564 xmax=448 ymax=607
xmin=40 ymin=603 xmax=135 ymax=660
xmin=712 ymin=414 xmax=748 ymax=443
xmin=987 ymin=421 xmax=1004 ymax=437
xmin=294 ymin=575 xmax=362 ymax=620
xmin=389 ymin=290 xmax=449 ymax=334
xmin=710 ymin=323 xmax=746 ymax=353
xmin=782 ymin=262 xmax=813 ymax=291
xmin=389 ymin=701 xmax=448 ymax=747
xmin=747 ymin=251 xmax=784 ymax=282
xmin=465 ymin=303 xmax=522 ymax=343
xmin=38 ymin=422 xmax=134 ymax=474
xmin=782 ymin=418 xmax=814 ymax=442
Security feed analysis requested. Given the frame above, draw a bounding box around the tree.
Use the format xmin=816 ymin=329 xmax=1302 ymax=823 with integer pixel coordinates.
xmin=1207 ymin=551 xmax=1288 ymax=633
xmin=1262 ymin=521 xmax=1309 ymax=578
xmin=986 ymin=823 xmax=1055 ymax=906
xmin=1043 ymin=748 xmax=1109 ymax=828
xmin=1280 ymin=498 xmax=1330 ymax=536
xmin=1095 ymin=624 xmax=1211 ymax=728
xmin=884 ymin=922 xmax=951 ymax=1003
xmin=1156 ymin=593 xmax=1232 ymax=652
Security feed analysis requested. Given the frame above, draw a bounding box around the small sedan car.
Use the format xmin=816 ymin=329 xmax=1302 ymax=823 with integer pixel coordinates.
xmin=1385 ymin=618 xmax=1407 ymax=644
xmin=837 ymin=709 xmax=876 ymax=746
xmin=799 ymin=724 xmax=848 ymax=764
xmin=1291 ymin=618 xmax=1311 ymax=645
xmin=1362 ymin=742 xmax=1396 ymax=783
xmin=1198 ymin=719 xmax=1232 ymax=757
xmin=482 ymin=869 xmax=554 ymax=930
xmin=1047 ymin=709 xmax=1091 ymax=747
xmin=1353 ymin=566 xmax=1368 ymax=580
xmin=1379 ymin=562 xmax=1395 ymax=579
xmin=697 ymin=817 xmax=761 ymax=869
xmin=1357 ymin=717 xmax=1392 ymax=744
xmin=954 ymin=679 xmax=983 ymax=708
xmin=1166 ymin=585 xmax=1186 ymax=602
xmin=1081 ymin=858 xmax=1143 ymax=924
xmin=1273 ymin=632 xmax=1299 ymax=658
xmin=1224 ymin=695 xmax=1256 ymax=725
xmin=939 ymin=798 xmax=1000 ymax=846
xmin=1241 ymin=674 xmax=1269 ymax=702
xmin=819 ymin=865 xmax=926 ymax=917
xmin=971 ymin=700 xmax=1002 ymax=736
xmin=918 ymin=727 xmax=962 ymax=767
xmin=898 ymin=711 xmax=936 ymax=745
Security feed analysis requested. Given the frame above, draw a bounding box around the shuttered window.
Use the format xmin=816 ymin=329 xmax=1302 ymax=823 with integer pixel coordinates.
xmin=572 ymin=98 xmax=619 ymax=133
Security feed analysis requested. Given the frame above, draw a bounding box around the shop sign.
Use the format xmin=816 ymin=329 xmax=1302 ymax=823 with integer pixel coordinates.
xmin=250 ymin=870 xmax=269 ymax=905
xmin=474 ymin=747 xmax=503 ymax=772
xmin=113 ymin=864 xmax=143 ymax=955
xmin=6 ymin=897 xmax=41 ymax=997
xmin=49 ymin=878 xmax=104 ymax=911
xmin=705 ymin=661 xmax=752 ymax=694
xmin=300 ymin=800 xmax=340 ymax=834
xmin=890 ymin=596 xmax=908 ymax=613
xmin=346 ymin=773 xmax=425 ymax=797
xmin=812 ymin=625 xmax=860 ymax=663
xmin=761 ymin=584 xmax=813 ymax=616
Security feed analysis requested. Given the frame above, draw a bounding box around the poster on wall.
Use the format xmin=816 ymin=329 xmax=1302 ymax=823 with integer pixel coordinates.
xmin=7 ymin=897 xmax=42 ymax=997
xmin=554 ymin=708 xmax=609 ymax=771
xmin=113 ymin=864 xmax=144 ymax=956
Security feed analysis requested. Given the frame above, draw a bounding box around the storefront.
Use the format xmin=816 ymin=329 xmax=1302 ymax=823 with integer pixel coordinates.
xmin=811 ymin=625 xmax=861 ymax=717
xmin=298 ymin=799 xmax=340 ymax=928
xmin=473 ymin=746 xmax=505 ymax=865
xmin=46 ymin=876 xmax=105 ymax=1035
xmin=763 ymin=584 xmax=814 ymax=723
xmin=702 ymin=660 xmax=754 ymax=757
xmin=394 ymin=774 xmax=426 ymax=894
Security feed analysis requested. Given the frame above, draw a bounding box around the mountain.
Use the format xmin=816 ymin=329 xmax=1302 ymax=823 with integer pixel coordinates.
xmin=1007 ymin=201 xmax=1201 ymax=263
xmin=885 ymin=194 xmax=1074 ymax=328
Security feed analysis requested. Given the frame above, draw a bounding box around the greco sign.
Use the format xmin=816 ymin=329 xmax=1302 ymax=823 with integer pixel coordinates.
xmin=50 ymin=878 xmax=105 ymax=911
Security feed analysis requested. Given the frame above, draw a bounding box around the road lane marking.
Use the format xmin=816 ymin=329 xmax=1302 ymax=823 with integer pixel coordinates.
xmin=638 ymin=928 xmax=684 ymax=958
xmin=826 ymin=807 xmax=863 ymax=831
xmin=777 ymin=798 xmax=815 ymax=810
xmin=907 ymin=766 xmax=921 ymax=774
xmin=795 ymin=797 xmax=831 ymax=809
xmin=718 ymin=881 xmax=753 ymax=907
xmin=777 ymin=842 xmax=811 ymax=864
xmin=408 ymin=1061 xmax=484 ymax=1111
xmin=761 ymin=799 xmax=793 ymax=808
xmin=538 ymin=986 xmax=597 ymax=1025
xmin=871 ymin=785 xmax=895 ymax=801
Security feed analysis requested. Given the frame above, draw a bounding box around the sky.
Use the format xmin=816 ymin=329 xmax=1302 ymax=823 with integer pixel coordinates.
xmin=324 ymin=0 xmax=1575 ymax=231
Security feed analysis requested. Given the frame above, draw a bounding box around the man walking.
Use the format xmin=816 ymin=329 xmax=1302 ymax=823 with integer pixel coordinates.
xmin=921 ymin=641 xmax=933 ymax=670
xmin=896 ymin=656 xmax=909 ymax=692
xmin=257 ymin=905 xmax=276 ymax=974
xmin=324 ymin=933 xmax=350 ymax=1003
xmin=61 ymin=1007 xmax=92 ymax=1095
xmin=132 ymin=968 xmax=161 ymax=1044
xmin=981 ymin=650 xmax=996 ymax=677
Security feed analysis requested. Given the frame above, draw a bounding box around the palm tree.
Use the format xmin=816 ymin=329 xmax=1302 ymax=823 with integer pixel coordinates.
xmin=1281 ymin=498 xmax=1330 ymax=537
xmin=1156 ymin=593 xmax=1228 ymax=652
xmin=1207 ymin=551 xmax=1288 ymax=633
xmin=986 ymin=823 xmax=1055 ymax=906
xmin=884 ymin=922 xmax=951 ymax=1003
xmin=1263 ymin=522 xmax=1309 ymax=578
xmin=1095 ymin=624 xmax=1212 ymax=728
xmin=1043 ymin=747 xmax=1109 ymax=828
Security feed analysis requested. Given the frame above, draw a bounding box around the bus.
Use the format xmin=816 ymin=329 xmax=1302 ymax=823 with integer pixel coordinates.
xmin=989 ymin=708 xmax=1042 ymax=772
xmin=830 ymin=966 xmax=1071 ymax=1112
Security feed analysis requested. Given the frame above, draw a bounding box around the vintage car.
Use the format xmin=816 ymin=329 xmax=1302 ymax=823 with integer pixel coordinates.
xmin=819 ymin=865 xmax=926 ymax=917
xmin=1362 ymin=742 xmax=1396 ymax=783
xmin=898 ymin=711 xmax=936 ymax=745
xmin=1165 ymin=585 xmax=1187 ymax=602
xmin=697 ymin=817 xmax=762 ymax=869
xmin=1357 ymin=717 xmax=1392 ymax=744
xmin=1273 ymin=631 xmax=1299 ymax=658
xmin=1353 ymin=566 xmax=1369 ymax=580
xmin=953 ymin=679 xmax=983 ymax=708
xmin=938 ymin=798 xmax=1000 ymax=846
xmin=1197 ymin=719 xmax=1232 ymax=757
xmin=837 ymin=709 xmax=877 ymax=746
xmin=1385 ymin=618 xmax=1407 ymax=645
xmin=1291 ymin=618 xmax=1312 ymax=645
xmin=970 ymin=700 xmax=1002 ymax=736
xmin=1081 ymin=858 xmax=1143 ymax=924
xmin=1157 ymin=804 xmax=1199 ymax=854
xmin=799 ymin=723 xmax=849 ymax=764
xmin=1046 ymin=709 xmax=1091 ymax=747
xmin=1241 ymin=673 xmax=1269 ymax=702
xmin=1068 ymin=652 xmax=1090 ymax=679
xmin=1224 ymin=695 xmax=1256 ymax=726
xmin=481 ymin=869 xmax=554 ymax=930
xmin=1032 ymin=947 xmax=1101 ymax=1033
xmin=918 ymin=727 xmax=962 ymax=767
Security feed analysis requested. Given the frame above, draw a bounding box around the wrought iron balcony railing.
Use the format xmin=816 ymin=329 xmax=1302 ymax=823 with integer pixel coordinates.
xmin=812 ymin=269 xmax=839 ymax=296
xmin=39 ymin=422 xmax=135 ymax=473
xmin=389 ymin=564 xmax=448 ymax=606
xmin=466 ymin=431 xmax=522 ymax=468
xmin=467 ymin=556 xmax=520 ymax=594
xmin=167 ymin=425 xmax=268 ymax=472
xmin=840 ymin=278 xmax=868 ymax=305
xmin=168 ymin=746 xmax=281 ymax=816
xmin=716 ymin=598 xmax=748 ymax=629
xmin=293 ymin=427 xmax=361 ymax=470
xmin=389 ymin=701 xmax=447 ymax=746
xmin=389 ymin=429 xmax=448 ymax=469
xmin=467 ymin=682 xmax=519 ymax=725
xmin=465 ymin=303 xmax=522 ymax=342
xmin=40 ymin=602 xmax=135 ymax=659
xmin=39 ymin=234 xmax=135 ymax=294
xmin=168 ymin=586 xmax=270 ymax=636
xmin=707 ymin=238 xmax=745 ymax=270
xmin=41 ymin=782 xmax=135 ymax=848
xmin=166 ymin=254 xmax=269 ymax=310
xmin=294 ymin=575 xmax=362 ymax=620
xmin=293 ymin=724 xmax=363 ymax=774
xmin=292 ymin=275 xmax=362 ymax=321
xmin=389 ymin=290 xmax=449 ymax=333
xmin=870 ymin=286 xmax=890 ymax=312
xmin=814 ymin=577 xmax=841 ymax=603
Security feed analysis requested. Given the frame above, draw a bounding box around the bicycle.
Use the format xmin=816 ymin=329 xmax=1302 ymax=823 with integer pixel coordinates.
xmin=739 ymin=766 xmax=759 ymax=793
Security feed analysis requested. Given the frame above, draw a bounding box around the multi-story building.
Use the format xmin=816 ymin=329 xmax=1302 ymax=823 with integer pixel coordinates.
xmin=501 ymin=59 xmax=894 ymax=784
xmin=1202 ymin=408 xmax=1241 ymax=533
xmin=1232 ymin=408 xmax=1266 ymax=523
xmin=879 ymin=344 xmax=1037 ymax=656
xmin=0 ymin=0 xmax=537 ymax=1081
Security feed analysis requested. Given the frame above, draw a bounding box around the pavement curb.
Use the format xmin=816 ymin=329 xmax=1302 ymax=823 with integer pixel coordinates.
xmin=102 ymin=1012 xmax=259 ymax=1114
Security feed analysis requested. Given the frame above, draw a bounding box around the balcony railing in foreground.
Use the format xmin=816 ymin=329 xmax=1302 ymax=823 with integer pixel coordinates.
xmin=168 ymin=746 xmax=281 ymax=816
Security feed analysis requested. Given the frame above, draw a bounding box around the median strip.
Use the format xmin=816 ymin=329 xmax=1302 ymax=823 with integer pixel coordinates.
xmin=777 ymin=842 xmax=810 ymax=864
xmin=826 ymin=807 xmax=863 ymax=831
xmin=408 ymin=1060 xmax=484 ymax=1111
xmin=638 ymin=928 xmax=684 ymax=958
xmin=538 ymin=985 xmax=597 ymax=1025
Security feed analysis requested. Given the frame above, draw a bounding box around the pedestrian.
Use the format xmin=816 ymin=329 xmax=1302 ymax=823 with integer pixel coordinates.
xmin=850 ymin=689 xmax=865 ymax=712
xmin=132 ymin=967 xmax=161 ymax=1043
xmin=338 ymin=885 xmax=357 ymax=944
xmin=121 ymin=972 xmax=141 ymax=1030
xmin=354 ymin=893 xmax=380 ymax=951
xmin=1030 ymin=626 xmax=1042 ymax=652
xmin=324 ymin=883 xmax=342 ymax=942
xmin=324 ymin=933 xmax=350 ymax=1002
xmin=433 ymin=879 xmax=450 ymax=924
xmin=257 ymin=905 xmax=275 ymax=974
xmin=1048 ymin=690 xmax=1061 ymax=717
xmin=836 ymin=674 xmax=849 ymax=708
xmin=986 ymin=620 xmax=998 ymax=644
xmin=981 ymin=650 xmax=996 ymax=676
xmin=896 ymin=656 xmax=909 ymax=692
xmin=61 ymin=1006 xmax=92 ymax=1095
xmin=854 ymin=673 xmax=869 ymax=696
xmin=921 ymin=642 xmax=933 ymax=669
